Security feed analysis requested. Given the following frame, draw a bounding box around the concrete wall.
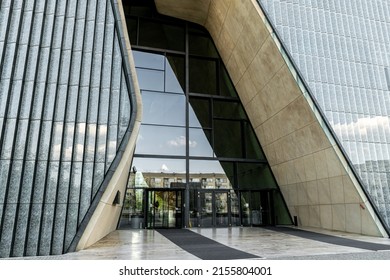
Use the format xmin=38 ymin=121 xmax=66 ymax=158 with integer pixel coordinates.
xmin=75 ymin=0 xmax=142 ymax=250
xmin=155 ymin=0 xmax=387 ymax=236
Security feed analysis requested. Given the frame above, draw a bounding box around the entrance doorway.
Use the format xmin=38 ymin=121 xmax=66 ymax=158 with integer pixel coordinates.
xmin=145 ymin=189 xmax=183 ymax=228
xmin=189 ymin=190 xmax=240 ymax=227
xmin=240 ymin=191 xmax=274 ymax=226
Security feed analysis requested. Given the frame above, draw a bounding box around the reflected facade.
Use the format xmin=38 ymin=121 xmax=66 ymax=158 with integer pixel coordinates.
xmin=120 ymin=2 xmax=292 ymax=229
xmin=258 ymin=0 xmax=390 ymax=228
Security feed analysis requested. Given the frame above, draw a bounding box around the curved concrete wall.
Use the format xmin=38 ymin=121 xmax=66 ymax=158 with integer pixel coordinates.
xmin=155 ymin=0 xmax=387 ymax=236
xmin=74 ymin=0 xmax=142 ymax=251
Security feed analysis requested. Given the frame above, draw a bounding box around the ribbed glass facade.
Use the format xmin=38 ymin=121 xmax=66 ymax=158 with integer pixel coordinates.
xmin=258 ymin=0 xmax=390 ymax=228
xmin=0 ymin=0 xmax=134 ymax=258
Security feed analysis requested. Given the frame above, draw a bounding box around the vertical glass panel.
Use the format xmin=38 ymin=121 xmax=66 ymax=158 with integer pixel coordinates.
xmin=240 ymin=192 xmax=251 ymax=226
xmin=92 ymin=162 xmax=105 ymax=197
xmin=57 ymin=162 xmax=71 ymax=204
xmin=273 ymin=191 xmax=292 ymax=224
xmin=20 ymin=161 xmax=34 ymax=204
xmin=13 ymin=119 xmax=28 ymax=160
xmin=126 ymin=16 xmax=137 ymax=44
xmin=250 ymin=192 xmax=263 ymax=226
xmin=98 ymin=89 xmax=110 ymax=125
xmin=189 ymin=57 xmax=217 ymax=94
xmin=243 ymin=122 xmax=266 ymax=160
xmin=78 ymin=165 xmax=94 ymax=219
xmin=84 ymin=123 xmax=96 ymax=162
xmin=139 ymin=19 xmax=185 ymax=51
xmin=136 ymin=125 xmax=186 ymax=156
xmin=76 ymin=87 xmax=89 ymax=123
xmin=215 ymin=192 xmax=229 ymax=226
xmin=95 ymin=124 xmax=107 ymax=163
xmin=62 ymin=123 xmax=75 ymax=162
xmin=189 ymin=128 xmax=214 ymax=157
xmin=50 ymin=122 xmax=63 ymax=161
xmin=214 ymin=120 xmax=242 ymax=158
xmin=106 ymin=125 xmax=118 ymax=170
xmin=165 ymin=55 xmax=185 ymax=93
xmin=46 ymin=162 xmax=59 ymax=203
xmin=1 ymin=119 xmax=16 ymax=160
xmin=64 ymin=203 xmax=78 ymax=250
xmin=51 ymin=203 xmax=66 ymax=255
xmin=142 ymin=91 xmax=185 ymax=126
xmin=11 ymin=203 xmax=30 ymax=257
xmin=73 ymin=123 xmax=86 ymax=162
xmin=230 ymin=191 xmax=240 ymax=226
xmin=38 ymin=121 xmax=53 ymax=161
xmin=189 ymin=97 xmax=211 ymax=128
xmin=120 ymin=188 xmax=145 ymax=228
xmin=219 ymin=66 xmax=238 ymax=98
xmin=199 ymin=191 xmax=213 ymax=227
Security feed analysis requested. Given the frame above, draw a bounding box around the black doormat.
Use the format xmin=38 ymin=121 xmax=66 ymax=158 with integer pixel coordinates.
xmin=267 ymin=226 xmax=390 ymax=251
xmin=156 ymin=229 xmax=260 ymax=260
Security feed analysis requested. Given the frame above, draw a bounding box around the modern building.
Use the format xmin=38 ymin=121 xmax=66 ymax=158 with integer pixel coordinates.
xmin=0 ymin=0 xmax=389 ymax=258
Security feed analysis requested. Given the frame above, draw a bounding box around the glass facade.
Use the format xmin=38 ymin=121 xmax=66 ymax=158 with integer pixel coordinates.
xmin=0 ymin=0 xmax=134 ymax=257
xmin=258 ymin=0 xmax=390 ymax=229
xmin=120 ymin=1 xmax=291 ymax=229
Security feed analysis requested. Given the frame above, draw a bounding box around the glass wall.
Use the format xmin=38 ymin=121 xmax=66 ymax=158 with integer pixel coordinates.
xmin=0 ymin=1 xmax=133 ymax=257
xmin=121 ymin=0 xmax=292 ymax=228
xmin=258 ymin=0 xmax=390 ymax=229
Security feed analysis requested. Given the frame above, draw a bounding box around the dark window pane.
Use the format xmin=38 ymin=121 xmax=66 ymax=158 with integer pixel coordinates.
xmin=139 ymin=19 xmax=185 ymax=51
xmin=220 ymin=65 xmax=238 ymax=97
xmin=213 ymin=100 xmax=245 ymax=120
xmin=214 ymin=120 xmax=242 ymax=158
xmin=189 ymin=57 xmax=217 ymax=95
xmin=243 ymin=122 xmax=265 ymax=160
xmin=189 ymin=97 xmax=211 ymax=128
xmin=189 ymin=33 xmax=218 ymax=58
xmin=165 ymin=55 xmax=185 ymax=93
xmin=126 ymin=16 xmax=138 ymax=44
xmin=237 ymin=163 xmax=277 ymax=190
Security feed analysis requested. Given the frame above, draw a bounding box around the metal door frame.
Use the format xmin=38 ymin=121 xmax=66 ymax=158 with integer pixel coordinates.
xmin=196 ymin=189 xmax=232 ymax=227
xmin=144 ymin=188 xmax=184 ymax=229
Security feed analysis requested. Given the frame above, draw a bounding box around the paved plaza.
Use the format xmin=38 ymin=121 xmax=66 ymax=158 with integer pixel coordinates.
xmin=6 ymin=227 xmax=390 ymax=260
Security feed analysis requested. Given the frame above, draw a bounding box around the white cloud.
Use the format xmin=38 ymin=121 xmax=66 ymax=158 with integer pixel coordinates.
xmin=161 ymin=164 xmax=169 ymax=171
xmin=167 ymin=136 xmax=197 ymax=148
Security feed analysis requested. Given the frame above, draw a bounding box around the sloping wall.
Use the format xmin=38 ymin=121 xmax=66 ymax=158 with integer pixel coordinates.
xmin=155 ymin=0 xmax=387 ymax=236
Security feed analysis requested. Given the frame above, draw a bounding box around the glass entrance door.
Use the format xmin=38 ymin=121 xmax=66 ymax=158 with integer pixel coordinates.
xmin=146 ymin=189 xmax=183 ymax=228
xmin=197 ymin=190 xmax=231 ymax=227
xmin=240 ymin=191 xmax=273 ymax=226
